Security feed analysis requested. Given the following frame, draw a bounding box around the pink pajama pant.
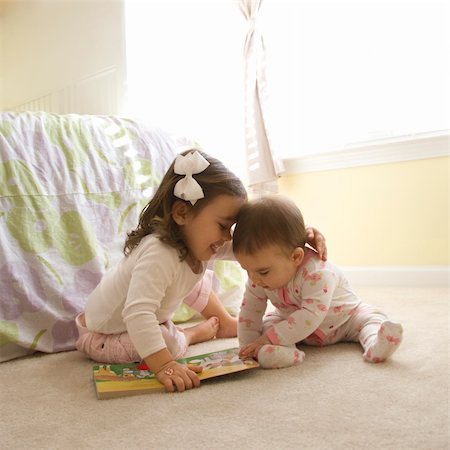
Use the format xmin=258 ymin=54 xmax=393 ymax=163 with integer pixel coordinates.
xmin=76 ymin=270 xmax=213 ymax=364
xmin=262 ymin=303 xmax=388 ymax=351
xmin=75 ymin=314 xmax=188 ymax=363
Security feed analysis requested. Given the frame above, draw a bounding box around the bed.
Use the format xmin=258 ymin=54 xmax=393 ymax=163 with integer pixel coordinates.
xmin=0 ymin=111 xmax=244 ymax=362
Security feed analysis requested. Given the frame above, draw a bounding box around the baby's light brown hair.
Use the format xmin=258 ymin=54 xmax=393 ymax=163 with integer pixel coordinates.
xmin=232 ymin=195 xmax=306 ymax=256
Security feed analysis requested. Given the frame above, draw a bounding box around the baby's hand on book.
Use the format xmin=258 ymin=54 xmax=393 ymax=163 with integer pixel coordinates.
xmin=156 ymin=361 xmax=202 ymax=393
xmin=239 ymin=335 xmax=271 ymax=360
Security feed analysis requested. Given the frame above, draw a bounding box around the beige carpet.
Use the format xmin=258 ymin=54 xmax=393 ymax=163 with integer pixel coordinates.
xmin=1 ymin=287 xmax=448 ymax=450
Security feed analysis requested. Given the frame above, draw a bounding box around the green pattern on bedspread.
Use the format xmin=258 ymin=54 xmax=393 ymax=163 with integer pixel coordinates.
xmin=0 ymin=112 xmax=244 ymax=362
xmin=0 ymin=112 xmax=178 ymax=361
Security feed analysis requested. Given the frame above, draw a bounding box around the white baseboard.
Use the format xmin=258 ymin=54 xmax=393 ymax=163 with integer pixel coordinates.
xmin=342 ymin=266 xmax=449 ymax=288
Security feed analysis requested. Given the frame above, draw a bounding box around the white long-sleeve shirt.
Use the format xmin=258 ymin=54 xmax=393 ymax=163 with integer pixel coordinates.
xmin=238 ymin=248 xmax=362 ymax=347
xmin=85 ymin=235 xmax=233 ymax=358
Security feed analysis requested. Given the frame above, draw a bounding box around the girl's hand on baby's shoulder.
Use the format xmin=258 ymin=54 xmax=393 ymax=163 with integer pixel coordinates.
xmin=156 ymin=361 xmax=203 ymax=393
xmin=305 ymin=227 xmax=327 ymax=261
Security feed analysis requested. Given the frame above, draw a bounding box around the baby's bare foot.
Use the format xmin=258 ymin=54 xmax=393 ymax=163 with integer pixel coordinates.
xmin=216 ymin=316 xmax=238 ymax=338
xmin=183 ymin=317 xmax=219 ymax=345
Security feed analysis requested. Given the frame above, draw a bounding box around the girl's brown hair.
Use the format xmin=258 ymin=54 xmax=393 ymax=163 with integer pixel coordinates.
xmin=232 ymin=195 xmax=306 ymax=255
xmin=124 ymin=149 xmax=247 ymax=260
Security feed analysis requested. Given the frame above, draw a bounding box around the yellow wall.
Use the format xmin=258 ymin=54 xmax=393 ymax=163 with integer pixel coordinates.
xmin=0 ymin=0 xmax=125 ymax=110
xmin=279 ymin=157 xmax=449 ymax=266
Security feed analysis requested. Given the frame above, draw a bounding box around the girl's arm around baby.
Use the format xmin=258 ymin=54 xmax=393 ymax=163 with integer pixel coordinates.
xmin=211 ymin=227 xmax=327 ymax=263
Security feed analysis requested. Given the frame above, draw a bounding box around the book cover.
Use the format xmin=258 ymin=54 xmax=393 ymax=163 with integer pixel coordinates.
xmin=93 ymin=347 xmax=259 ymax=399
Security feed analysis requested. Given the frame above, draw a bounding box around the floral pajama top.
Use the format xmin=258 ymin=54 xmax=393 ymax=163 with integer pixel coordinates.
xmin=238 ymin=248 xmax=362 ymax=347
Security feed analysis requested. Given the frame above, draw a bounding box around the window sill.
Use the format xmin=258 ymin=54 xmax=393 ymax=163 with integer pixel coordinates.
xmin=282 ymin=132 xmax=449 ymax=175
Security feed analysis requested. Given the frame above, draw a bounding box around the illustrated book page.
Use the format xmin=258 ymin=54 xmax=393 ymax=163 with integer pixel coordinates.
xmin=93 ymin=347 xmax=259 ymax=399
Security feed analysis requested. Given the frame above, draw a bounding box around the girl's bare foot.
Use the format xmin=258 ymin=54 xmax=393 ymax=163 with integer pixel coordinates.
xmin=183 ymin=317 xmax=219 ymax=345
xmin=216 ymin=316 xmax=238 ymax=338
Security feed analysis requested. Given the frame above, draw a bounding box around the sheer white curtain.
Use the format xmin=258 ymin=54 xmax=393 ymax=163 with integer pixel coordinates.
xmin=124 ymin=0 xmax=447 ymax=184
xmin=239 ymin=0 xmax=285 ymax=195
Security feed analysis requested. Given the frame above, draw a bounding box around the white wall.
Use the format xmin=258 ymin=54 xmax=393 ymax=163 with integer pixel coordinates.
xmin=124 ymin=1 xmax=247 ymax=180
xmin=0 ymin=0 xmax=126 ymax=114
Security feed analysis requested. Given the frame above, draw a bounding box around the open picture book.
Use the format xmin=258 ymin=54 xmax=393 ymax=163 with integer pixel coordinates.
xmin=93 ymin=347 xmax=259 ymax=399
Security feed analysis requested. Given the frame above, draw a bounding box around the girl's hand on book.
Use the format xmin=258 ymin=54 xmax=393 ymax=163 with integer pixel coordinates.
xmin=156 ymin=361 xmax=202 ymax=393
xmin=187 ymin=364 xmax=204 ymax=373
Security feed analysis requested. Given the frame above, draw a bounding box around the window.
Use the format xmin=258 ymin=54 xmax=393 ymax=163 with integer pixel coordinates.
xmin=261 ymin=0 xmax=449 ymax=159
xmin=124 ymin=0 xmax=448 ymax=177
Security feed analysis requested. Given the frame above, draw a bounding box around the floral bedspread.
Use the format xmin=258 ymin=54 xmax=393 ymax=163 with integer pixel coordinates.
xmin=0 ymin=112 xmax=243 ymax=362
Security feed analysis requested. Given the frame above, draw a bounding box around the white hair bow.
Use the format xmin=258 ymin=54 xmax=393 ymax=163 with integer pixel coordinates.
xmin=173 ymin=151 xmax=210 ymax=205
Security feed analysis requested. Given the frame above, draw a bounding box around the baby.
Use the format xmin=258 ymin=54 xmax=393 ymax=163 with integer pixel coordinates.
xmin=233 ymin=195 xmax=403 ymax=369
